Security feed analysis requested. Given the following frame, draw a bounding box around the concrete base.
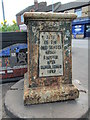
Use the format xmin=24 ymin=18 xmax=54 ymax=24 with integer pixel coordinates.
xmin=4 ymin=79 xmax=88 ymax=119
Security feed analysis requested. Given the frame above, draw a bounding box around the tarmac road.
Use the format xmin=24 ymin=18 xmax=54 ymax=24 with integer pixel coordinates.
xmin=72 ymin=38 xmax=88 ymax=49
xmin=72 ymin=47 xmax=88 ymax=89
xmin=0 ymin=38 xmax=89 ymax=119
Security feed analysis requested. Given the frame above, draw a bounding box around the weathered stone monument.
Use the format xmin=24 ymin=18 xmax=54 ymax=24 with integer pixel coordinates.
xmin=24 ymin=12 xmax=79 ymax=105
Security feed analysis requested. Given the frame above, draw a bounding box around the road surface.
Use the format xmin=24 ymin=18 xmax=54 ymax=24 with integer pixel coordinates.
xmin=72 ymin=38 xmax=88 ymax=49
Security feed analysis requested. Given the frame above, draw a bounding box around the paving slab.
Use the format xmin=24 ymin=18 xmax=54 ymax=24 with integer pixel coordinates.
xmin=4 ymin=79 xmax=88 ymax=119
xmin=11 ymin=79 xmax=24 ymax=90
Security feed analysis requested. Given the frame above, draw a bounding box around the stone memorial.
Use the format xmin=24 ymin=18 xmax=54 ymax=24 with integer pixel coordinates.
xmin=24 ymin=12 xmax=79 ymax=105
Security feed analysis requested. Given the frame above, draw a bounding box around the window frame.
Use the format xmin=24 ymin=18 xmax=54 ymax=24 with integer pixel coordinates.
xmin=21 ymin=14 xmax=24 ymax=23
xmin=74 ymin=8 xmax=82 ymax=18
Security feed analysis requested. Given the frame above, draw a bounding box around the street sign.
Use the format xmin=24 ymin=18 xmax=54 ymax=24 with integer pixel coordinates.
xmin=72 ymin=25 xmax=84 ymax=35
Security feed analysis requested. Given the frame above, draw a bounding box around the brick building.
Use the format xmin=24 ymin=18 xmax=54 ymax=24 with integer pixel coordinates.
xmin=16 ymin=1 xmax=47 ymax=26
xmin=16 ymin=0 xmax=90 ymax=37
xmin=56 ymin=0 xmax=90 ymax=38
xmin=16 ymin=0 xmax=61 ymax=26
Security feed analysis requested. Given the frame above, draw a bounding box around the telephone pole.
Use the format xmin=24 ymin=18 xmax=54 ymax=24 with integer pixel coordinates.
xmin=1 ymin=0 xmax=5 ymax=22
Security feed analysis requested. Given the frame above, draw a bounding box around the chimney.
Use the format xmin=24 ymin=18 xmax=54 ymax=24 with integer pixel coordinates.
xmin=34 ymin=0 xmax=38 ymax=10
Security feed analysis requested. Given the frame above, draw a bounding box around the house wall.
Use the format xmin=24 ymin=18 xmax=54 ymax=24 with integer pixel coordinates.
xmin=64 ymin=5 xmax=90 ymax=18
xmin=82 ymin=5 xmax=90 ymax=17
xmin=16 ymin=16 xmax=24 ymax=26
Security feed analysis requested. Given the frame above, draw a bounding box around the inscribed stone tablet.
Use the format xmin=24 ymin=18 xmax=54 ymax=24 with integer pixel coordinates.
xmin=39 ymin=32 xmax=63 ymax=77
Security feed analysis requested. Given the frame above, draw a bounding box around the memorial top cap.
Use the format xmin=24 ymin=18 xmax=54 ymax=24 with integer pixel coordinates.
xmin=24 ymin=12 xmax=77 ymax=24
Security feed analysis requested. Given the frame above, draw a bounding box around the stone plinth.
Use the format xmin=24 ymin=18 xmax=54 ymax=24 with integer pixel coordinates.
xmin=4 ymin=79 xmax=88 ymax=118
xmin=24 ymin=12 xmax=79 ymax=105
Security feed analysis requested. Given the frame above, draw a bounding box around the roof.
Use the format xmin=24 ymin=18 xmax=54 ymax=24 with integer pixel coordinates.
xmin=37 ymin=2 xmax=61 ymax=12
xmin=57 ymin=1 xmax=90 ymax=12
xmin=16 ymin=5 xmax=34 ymax=16
xmin=16 ymin=2 xmax=61 ymax=16
xmin=16 ymin=2 xmax=47 ymax=16
xmin=16 ymin=0 xmax=90 ymax=16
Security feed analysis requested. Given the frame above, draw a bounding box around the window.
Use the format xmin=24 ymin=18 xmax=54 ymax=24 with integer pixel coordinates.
xmin=86 ymin=25 xmax=90 ymax=32
xmin=75 ymin=8 xmax=82 ymax=18
xmin=21 ymin=15 xmax=24 ymax=22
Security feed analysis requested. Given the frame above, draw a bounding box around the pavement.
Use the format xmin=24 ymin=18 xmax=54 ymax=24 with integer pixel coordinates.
xmin=4 ymin=79 xmax=88 ymax=119
xmin=1 ymin=82 xmax=16 ymax=118
xmin=0 ymin=38 xmax=89 ymax=119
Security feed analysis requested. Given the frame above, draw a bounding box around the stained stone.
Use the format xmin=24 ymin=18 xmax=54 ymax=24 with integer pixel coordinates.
xmin=23 ymin=12 xmax=79 ymax=105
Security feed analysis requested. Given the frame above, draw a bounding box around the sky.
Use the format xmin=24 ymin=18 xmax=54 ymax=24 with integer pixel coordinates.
xmin=0 ymin=0 xmax=85 ymax=25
